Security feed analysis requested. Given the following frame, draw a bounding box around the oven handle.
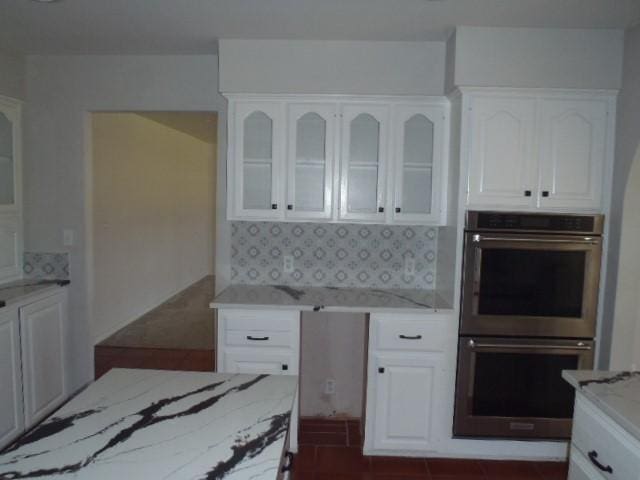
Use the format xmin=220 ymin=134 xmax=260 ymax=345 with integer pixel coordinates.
xmin=467 ymin=339 xmax=591 ymax=350
xmin=471 ymin=234 xmax=599 ymax=245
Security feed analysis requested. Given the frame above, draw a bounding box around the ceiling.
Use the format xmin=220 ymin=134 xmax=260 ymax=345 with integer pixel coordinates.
xmin=2 ymin=0 xmax=640 ymax=55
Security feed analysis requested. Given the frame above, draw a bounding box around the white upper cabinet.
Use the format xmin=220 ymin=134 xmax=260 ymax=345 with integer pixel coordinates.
xmin=537 ymin=98 xmax=608 ymax=210
xmin=227 ymin=95 xmax=449 ymax=225
xmin=467 ymin=95 xmax=537 ymax=208
xmin=391 ymin=105 xmax=446 ymax=224
xmin=232 ymin=101 xmax=285 ymax=219
xmin=339 ymin=104 xmax=389 ymax=222
xmin=286 ymin=103 xmax=336 ymax=220
xmin=464 ymin=89 xmax=615 ymax=212
xmin=0 ymin=96 xmax=20 ymax=212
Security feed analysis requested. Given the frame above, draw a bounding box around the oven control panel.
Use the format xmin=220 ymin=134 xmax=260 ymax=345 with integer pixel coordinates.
xmin=468 ymin=211 xmax=603 ymax=235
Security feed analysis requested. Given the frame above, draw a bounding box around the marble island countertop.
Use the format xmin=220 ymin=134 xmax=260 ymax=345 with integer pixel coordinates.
xmin=210 ymin=284 xmax=452 ymax=313
xmin=0 ymin=369 xmax=298 ymax=480
xmin=0 ymin=278 xmax=70 ymax=309
xmin=563 ymin=370 xmax=640 ymax=443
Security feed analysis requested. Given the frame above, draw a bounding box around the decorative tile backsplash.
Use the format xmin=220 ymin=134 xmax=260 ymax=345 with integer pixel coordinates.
xmin=231 ymin=222 xmax=437 ymax=289
xmin=23 ymin=252 xmax=70 ymax=280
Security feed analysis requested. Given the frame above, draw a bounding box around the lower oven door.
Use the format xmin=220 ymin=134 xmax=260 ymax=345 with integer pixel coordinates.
xmin=453 ymin=336 xmax=594 ymax=439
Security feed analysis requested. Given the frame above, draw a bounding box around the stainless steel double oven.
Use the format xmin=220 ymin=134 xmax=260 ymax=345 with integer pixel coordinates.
xmin=454 ymin=211 xmax=603 ymax=440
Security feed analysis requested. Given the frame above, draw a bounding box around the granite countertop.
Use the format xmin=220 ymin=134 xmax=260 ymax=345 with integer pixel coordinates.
xmin=0 ymin=279 xmax=70 ymax=309
xmin=0 ymin=369 xmax=297 ymax=480
xmin=210 ymin=284 xmax=452 ymax=313
xmin=563 ymin=370 xmax=640 ymax=442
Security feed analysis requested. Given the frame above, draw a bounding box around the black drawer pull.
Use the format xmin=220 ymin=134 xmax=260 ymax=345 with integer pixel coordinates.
xmin=378 ymin=367 xmax=385 ymax=373
xmin=271 ymin=203 xmax=278 ymax=210
xmin=246 ymin=336 xmax=270 ymax=341
xmin=542 ymin=190 xmax=550 ymax=197
xmin=524 ymin=190 xmax=532 ymax=197
xmin=395 ymin=207 xmax=401 ymax=213
xmin=588 ymin=450 xmax=613 ymax=474
xmin=287 ymin=204 xmax=293 ymax=210
xmin=281 ymin=451 xmax=294 ymax=473
xmin=378 ymin=206 xmax=384 ymax=213
xmin=399 ymin=334 xmax=422 ymax=340
xmin=282 ymin=364 xmax=288 ymax=371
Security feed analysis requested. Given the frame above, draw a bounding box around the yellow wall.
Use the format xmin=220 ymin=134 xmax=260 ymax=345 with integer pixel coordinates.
xmin=91 ymin=112 xmax=216 ymax=342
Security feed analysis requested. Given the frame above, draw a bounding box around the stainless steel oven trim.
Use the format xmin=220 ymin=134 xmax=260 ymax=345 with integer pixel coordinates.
xmin=460 ymin=231 xmax=602 ymax=338
xmin=466 ymin=211 xmax=605 ymax=235
xmin=453 ymin=336 xmax=595 ymax=440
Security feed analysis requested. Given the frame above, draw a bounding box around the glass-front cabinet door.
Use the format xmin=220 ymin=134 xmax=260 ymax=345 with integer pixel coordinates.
xmin=0 ymin=97 xmax=20 ymax=212
xmin=232 ymin=102 xmax=284 ymax=219
xmin=286 ymin=104 xmax=336 ymax=220
xmin=339 ymin=104 xmax=389 ymax=222
xmin=392 ymin=105 xmax=444 ymax=224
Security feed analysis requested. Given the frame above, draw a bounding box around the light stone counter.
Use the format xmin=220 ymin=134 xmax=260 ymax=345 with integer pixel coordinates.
xmin=563 ymin=370 xmax=640 ymax=443
xmin=210 ymin=284 xmax=452 ymax=313
xmin=0 ymin=369 xmax=297 ymax=480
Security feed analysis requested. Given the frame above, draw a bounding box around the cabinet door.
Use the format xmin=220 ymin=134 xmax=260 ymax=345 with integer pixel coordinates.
xmin=537 ymin=99 xmax=608 ymax=210
xmin=371 ymin=352 xmax=443 ymax=451
xmin=223 ymin=350 xmax=297 ymax=375
xmin=392 ymin=105 xmax=445 ymax=224
xmin=0 ymin=214 xmax=21 ymax=283
xmin=467 ymin=96 xmax=537 ymax=208
xmin=20 ymin=292 xmax=68 ymax=428
xmin=0 ymin=308 xmax=24 ymax=449
xmin=0 ymin=97 xmax=21 ymax=212
xmin=339 ymin=104 xmax=389 ymax=222
xmin=232 ymin=102 xmax=285 ymax=219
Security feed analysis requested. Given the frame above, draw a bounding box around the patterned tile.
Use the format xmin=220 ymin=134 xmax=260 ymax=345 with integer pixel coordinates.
xmin=231 ymin=222 xmax=437 ymax=289
xmin=23 ymin=252 xmax=70 ymax=280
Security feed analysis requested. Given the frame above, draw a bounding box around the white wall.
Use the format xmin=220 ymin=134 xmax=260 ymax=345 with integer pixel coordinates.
xmin=300 ymin=312 xmax=366 ymax=417
xmin=92 ymin=112 xmax=215 ymax=342
xmin=24 ymin=55 xmax=228 ymax=390
xmin=219 ymin=39 xmax=446 ymax=95
xmin=603 ymin=26 xmax=640 ymax=368
xmin=0 ymin=51 xmax=25 ymax=100
xmin=452 ymin=27 xmax=624 ymax=89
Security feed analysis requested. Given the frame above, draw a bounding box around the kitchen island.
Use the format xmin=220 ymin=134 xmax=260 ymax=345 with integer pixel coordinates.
xmin=0 ymin=369 xmax=297 ymax=480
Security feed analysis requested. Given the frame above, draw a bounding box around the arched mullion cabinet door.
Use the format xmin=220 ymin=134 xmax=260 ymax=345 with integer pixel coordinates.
xmin=286 ymin=103 xmax=336 ymax=221
xmin=232 ymin=101 xmax=285 ymax=220
xmin=339 ymin=104 xmax=389 ymax=223
xmin=391 ymin=105 xmax=445 ymax=225
xmin=0 ymin=96 xmax=21 ymax=213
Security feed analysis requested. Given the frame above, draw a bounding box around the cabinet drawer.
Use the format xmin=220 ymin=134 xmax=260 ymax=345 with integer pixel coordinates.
xmin=373 ymin=314 xmax=451 ymax=352
xmin=223 ymin=350 xmax=297 ymax=375
xmin=225 ymin=330 xmax=295 ymax=348
xmin=220 ymin=309 xmax=299 ymax=332
xmin=569 ymin=446 xmax=605 ymax=480
xmin=572 ymin=395 xmax=640 ymax=480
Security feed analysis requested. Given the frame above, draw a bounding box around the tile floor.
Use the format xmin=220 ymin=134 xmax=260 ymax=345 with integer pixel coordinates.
xmin=294 ymin=418 xmax=569 ymax=480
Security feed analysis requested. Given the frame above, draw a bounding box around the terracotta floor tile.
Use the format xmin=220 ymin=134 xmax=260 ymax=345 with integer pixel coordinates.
xmin=427 ymin=458 xmax=485 ymax=477
xmin=370 ymin=457 xmax=428 ymax=475
xmin=373 ymin=476 xmax=430 ymax=480
xmin=314 ymin=474 xmax=374 ymax=480
xmin=534 ymin=461 xmax=568 ymax=480
xmin=480 ymin=460 xmax=540 ymax=479
xmin=295 ymin=446 xmax=317 ymax=472
xmin=431 ymin=476 xmax=487 ymax=480
xmin=315 ymin=446 xmax=371 ymax=473
xmin=299 ymin=431 xmax=348 ymax=446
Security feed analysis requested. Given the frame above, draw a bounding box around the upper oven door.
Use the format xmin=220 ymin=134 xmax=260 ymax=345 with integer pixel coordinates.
xmin=460 ymin=232 xmax=602 ymax=338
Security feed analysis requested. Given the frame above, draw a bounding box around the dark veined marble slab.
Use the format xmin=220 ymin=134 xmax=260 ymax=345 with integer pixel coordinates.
xmin=0 ymin=369 xmax=297 ymax=480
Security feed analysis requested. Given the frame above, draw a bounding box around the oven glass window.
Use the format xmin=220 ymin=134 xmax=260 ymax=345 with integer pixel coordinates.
xmin=472 ymin=351 xmax=578 ymax=418
xmin=478 ymin=249 xmax=586 ymax=317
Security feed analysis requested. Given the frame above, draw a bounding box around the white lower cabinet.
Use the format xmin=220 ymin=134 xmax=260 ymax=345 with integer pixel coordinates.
xmin=0 ymin=288 xmax=69 ymax=450
xmin=0 ymin=307 xmax=24 ymax=448
xmin=20 ymin=291 xmax=69 ymax=428
xmin=364 ymin=312 xmax=454 ymax=455
xmin=370 ymin=352 xmax=443 ymax=451
xmin=216 ymin=308 xmax=301 ymax=453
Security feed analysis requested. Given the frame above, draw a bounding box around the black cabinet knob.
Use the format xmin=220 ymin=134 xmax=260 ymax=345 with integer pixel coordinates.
xmin=282 ymin=364 xmax=288 ymax=371
xmin=395 ymin=207 xmax=401 ymax=213
xmin=378 ymin=367 xmax=385 ymax=373
xmin=524 ymin=190 xmax=532 ymax=197
xmin=378 ymin=207 xmax=384 ymax=213
xmin=287 ymin=204 xmax=293 ymax=210
xmin=542 ymin=191 xmax=550 ymax=197
xmin=271 ymin=203 xmax=278 ymax=210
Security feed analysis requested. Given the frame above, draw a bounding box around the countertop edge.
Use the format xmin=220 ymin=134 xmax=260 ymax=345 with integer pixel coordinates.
xmin=0 ymin=280 xmax=70 ymax=310
xmin=210 ymin=301 xmax=453 ymax=314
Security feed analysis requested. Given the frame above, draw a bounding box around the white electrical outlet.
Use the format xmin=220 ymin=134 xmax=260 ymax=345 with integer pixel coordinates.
xmin=283 ymin=255 xmax=294 ymax=273
xmin=324 ymin=378 xmax=336 ymax=395
xmin=63 ymin=229 xmax=75 ymax=247
xmin=404 ymin=257 xmax=415 ymax=276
